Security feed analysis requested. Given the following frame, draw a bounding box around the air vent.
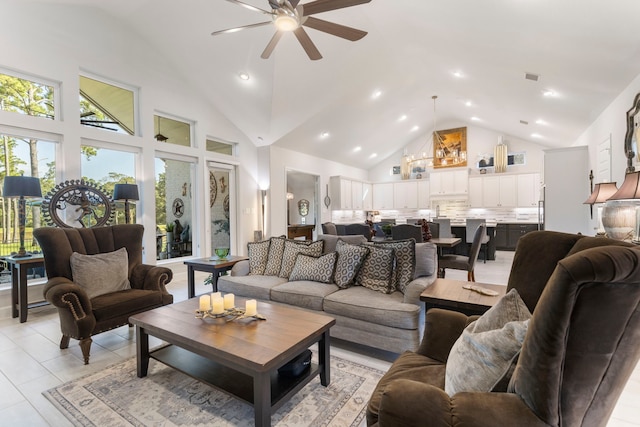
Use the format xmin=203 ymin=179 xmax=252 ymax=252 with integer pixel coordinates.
xmin=525 ymin=73 xmax=539 ymax=81
xmin=520 ymin=120 xmax=529 ymax=125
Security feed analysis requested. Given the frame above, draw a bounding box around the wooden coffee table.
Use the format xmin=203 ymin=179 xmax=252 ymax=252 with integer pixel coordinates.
xmin=129 ymin=298 xmax=335 ymax=427
xmin=420 ymin=278 xmax=507 ymax=316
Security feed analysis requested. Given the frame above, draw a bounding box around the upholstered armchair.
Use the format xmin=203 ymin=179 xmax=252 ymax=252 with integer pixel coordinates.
xmin=367 ymin=231 xmax=639 ymax=426
xmin=34 ymin=224 xmax=173 ymax=364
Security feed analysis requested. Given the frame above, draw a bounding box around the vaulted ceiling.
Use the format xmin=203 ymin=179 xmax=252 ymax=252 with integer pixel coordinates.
xmin=28 ymin=0 xmax=640 ymax=169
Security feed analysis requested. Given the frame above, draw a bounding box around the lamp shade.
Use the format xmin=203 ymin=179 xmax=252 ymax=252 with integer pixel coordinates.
xmin=113 ymin=183 xmax=139 ymax=201
xmin=607 ymin=172 xmax=640 ymax=200
xmin=584 ymin=182 xmax=618 ymax=204
xmin=3 ymin=176 xmax=42 ymax=198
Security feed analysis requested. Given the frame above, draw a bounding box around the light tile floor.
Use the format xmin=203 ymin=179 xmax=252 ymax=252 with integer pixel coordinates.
xmin=0 ymin=251 xmax=637 ymax=426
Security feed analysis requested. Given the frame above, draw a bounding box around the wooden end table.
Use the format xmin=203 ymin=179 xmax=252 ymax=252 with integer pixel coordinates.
xmin=129 ymin=298 xmax=335 ymax=427
xmin=420 ymin=278 xmax=506 ymax=316
xmin=184 ymin=256 xmax=248 ymax=298
xmin=5 ymin=254 xmax=46 ymax=323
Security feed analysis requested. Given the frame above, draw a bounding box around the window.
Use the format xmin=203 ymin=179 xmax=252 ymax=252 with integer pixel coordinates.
xmin=0 ymin=71 xmax=56 ymax=120
xmin=79 ymin=75 xmax=136 ymax=135
xmin=81 ymin=143 xmax=137 ymax=224
xmin=0 ymin=131 xmax=56 ymax=258
xmin=154 ymin=115 xmax=192 ymax=147
xmin=206 ymin=139 xmax=234 ymax=156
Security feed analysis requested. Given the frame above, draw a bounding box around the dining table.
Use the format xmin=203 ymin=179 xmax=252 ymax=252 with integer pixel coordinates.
xmin=430 ymin=237 xmax=462 ymax=257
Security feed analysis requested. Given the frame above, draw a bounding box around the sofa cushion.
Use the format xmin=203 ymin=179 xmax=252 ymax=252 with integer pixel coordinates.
xmin=289 ymin=252 xmax=337 ymax=284
xmin=323 ymin=286 xmax=420 ymax=330
xmin=356 ymin=245 xmax=395 ymax=294
xmin=372 ymin=239 xmax=416 ymax=293
xmin=318 ymin=234 xmax=367 ymax=253
xmin=271 ymin=280 xmax=340 ymax=311
xmin=279 ymin=240 xmax=324 ymax=279
xmin=415 ymin=242 xmax=437 ymax=278
xmin=247 ymin=239 xmax=271 ymax=275
xmin=263 ymin=236 xmax=286 ymax=276
xmin=445 ymin=288 xmax=531 ymax=396
xmin=217 ymin=274 xmax=288 ymax=300
xmin=334 ymin=240 xmax=369 ymax=289
xmin=70 ymin=247 xmax=131 ymax=299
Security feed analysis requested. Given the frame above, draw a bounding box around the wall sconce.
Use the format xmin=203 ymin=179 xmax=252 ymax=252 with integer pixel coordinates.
xmin=113 ymin=183 xmax=139 ymax=224
xmin=602 ymin=172 xmax=640 ymax=241
xmin=584 ymin=182 xmax=618 ymax=236
xmin=3 ymin=176 xmax=42 ymax=258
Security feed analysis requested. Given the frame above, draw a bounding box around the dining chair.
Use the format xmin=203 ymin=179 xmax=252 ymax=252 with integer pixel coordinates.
xmin=438 ymin=224 xmax=485 ymax=281
xmin=465 ymin=219 xmax=490 ymax=263
xmin=432 ymin=218 xmax=452 ymax=238
xmin=427 ymin=222 xmax=440 ymax=238
xmin=391 ymin=224 xmax=423 ymax=242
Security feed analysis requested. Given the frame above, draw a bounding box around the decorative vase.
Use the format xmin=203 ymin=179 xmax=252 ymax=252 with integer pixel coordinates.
xmin=601 ymin=200 xmax=640 ymax=241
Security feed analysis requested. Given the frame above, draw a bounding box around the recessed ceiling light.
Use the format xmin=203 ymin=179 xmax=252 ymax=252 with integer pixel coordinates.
xmin=238 ymin=72 xmax=250 ymax=80
xmin=398 ymin=115 xmax=407 ymax=122
xmin=471 ymin=116 xmax=481 ymax=122
xmin=320 ymin=131 xmax=330 ymax=138
xmin=369 ymin=153 xmax=378 ymax=159
xmin=531 ymin=133 xmax=543 ymax=139
xmin=453 ymin=71 xmax=464 ymax=78
xmin=535 ymin=119 xmax=548 ymax=125
xmin=465 ymin=101 xmax=472 ymax=107
xmin=410 ymin=125 xmax=419 ymax=132
xmin=543 ymin=89 xmax=556 ymax=97
xmin=353 ymin=146 xmax=362 ymax=152
xmin=371 ymin=90 xmax=382 ymax=99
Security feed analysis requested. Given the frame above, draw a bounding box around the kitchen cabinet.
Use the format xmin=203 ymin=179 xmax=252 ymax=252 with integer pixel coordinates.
xmin=468 ymin=177 xmax=483 ymax=207
xmin=362 ymin=183 xmax=373 ymax=210
xmin=430 ymin=169 xmax=468 ymax=196
xmin=495 ymin=223 xmax=539 ymax=250
xmin=483 ymin=175 xmax=517 ymax=207
xmin=373 ymin=183 xmax=394 ymax=209
xmin=351 ymin=181 xmax=363 ymax=210
xmin=393 ymin=181 xmax=418 ymax=209
xmin=517 ymin=173 xmax=541 ymax=207
xmin=417 ymin=180 xmax=430 ymax=208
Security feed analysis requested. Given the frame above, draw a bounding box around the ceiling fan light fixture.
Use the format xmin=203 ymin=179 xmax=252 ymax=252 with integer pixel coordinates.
xmin=274 ymin=13 xmax=298 ymax=31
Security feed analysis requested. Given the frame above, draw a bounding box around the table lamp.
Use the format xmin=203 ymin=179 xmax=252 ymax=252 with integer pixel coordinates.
xmin=3 ymin=176 xmax=42 ymax=258
xmin=583 ymin=182 xmax=618 ymax=236
xmin=113 ymin=183 xmax=139 ymax=224
xmin=602 ymin=172 xmax=640 ymax=241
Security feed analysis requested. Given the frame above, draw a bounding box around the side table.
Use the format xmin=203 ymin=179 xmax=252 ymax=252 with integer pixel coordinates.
xmin=420 ymin=278 xmax=506 ymax=316
xmin=184 ymin=256 xmax=248 ymax=298
xmin=5 ymin=254 xmax=46 ymax=323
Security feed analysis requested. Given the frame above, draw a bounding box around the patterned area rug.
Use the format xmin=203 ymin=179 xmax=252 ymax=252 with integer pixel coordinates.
xmin=43 ymin=352 xmax=384 ymax=427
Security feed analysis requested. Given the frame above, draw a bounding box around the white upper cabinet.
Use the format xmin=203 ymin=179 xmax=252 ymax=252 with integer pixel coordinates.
xmin=482 ymin=175 xmax=517 ymax=207
xmin=430 ymin=169 xmax=469 ymax=196
xmin=329 ymin=176 xmax=352 ymax=210
xmin=373 ymin=183 xmax=394 ymax=209
xmin=393 ymin=181 xmax=418 ymax=209
xmin=362 ymin=183 xmax=373 ymax=210
xmin=351 ymin=180 xmax=363 ymax=210
xmin=468 ymin=177 xmax=483 ymax=207
xmin=517 ymin=173 xmax=541 ymax=207
xmin=418 ymin=180 xmax=430 ymax=208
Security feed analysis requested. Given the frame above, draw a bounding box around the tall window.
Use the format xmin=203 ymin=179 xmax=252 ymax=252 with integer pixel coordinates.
xmin=154 ymin=115 xmax=192 ymax=147
xmin=81 ymin=143 xmax=137 ymax=224
xmin=79 ymin=75 xmax=136 ymax=135
xmin=155 ymin=156 xmax=194 ymax=259
xmin=0 ymin=131 xmax=56 ymax=257
xmin=0 ymin=71 xmax=56 ymax=120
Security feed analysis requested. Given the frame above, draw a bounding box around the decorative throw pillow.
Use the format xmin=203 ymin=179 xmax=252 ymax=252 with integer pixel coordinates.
xmin=373 ymin=239 xmax=416 ymax=293
xmin=70 ymin=247 xmax=131 ymax=299
xmin=355 ymin=245 xmax=395 ymax=294
xmin=289 ymin=252 xmax=337 ymax=283
xmin=445 ymin=288 xmax=532 ymax=396
xmin=264 ymin=236 xmax=286 ymax=276
xmin=279 ymin=240 xmax=324 ymax=278
xmin=414 ymin=242 xmax=437 ymax=279
xmin=247 ymin=239 xmax=270 ymax=275
xmin=334 ymin=240 xmax=369 ymax=289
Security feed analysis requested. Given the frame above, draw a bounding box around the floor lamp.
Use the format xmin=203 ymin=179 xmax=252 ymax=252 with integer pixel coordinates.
xmin=3 ymin=176 xmax=42 ymax=258
xmin=113 ymin=183 xmax=139 ymax=224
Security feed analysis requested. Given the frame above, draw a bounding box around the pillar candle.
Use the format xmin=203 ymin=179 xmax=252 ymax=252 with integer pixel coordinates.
xmin=211 ymin=296 xmax=225 ymax=314
xmin=245 ymin=299 xmax=257 ymax=316
xmin=199 ymin=295 xmax=211 ymax=311
xmin=211 ymin=291 xmax=221 ymax=300
xmin=223 ymin=293 xmax=235 ymax=309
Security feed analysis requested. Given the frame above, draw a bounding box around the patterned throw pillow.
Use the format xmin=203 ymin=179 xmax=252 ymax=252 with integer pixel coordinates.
xmin=279 ymin=240 xmax=324 ymax=278
xmin=373 ymin=239 xmax=416 ymax=293
xmin=334 ymin=240 xmax=369 ymax=289
xmin=355 ymin=245 xmax=395 ymax=294
xmin=247 ymin=239 xmax=270 ymax=275
xmin=264 ymin=236 xmax=286 ymax=276
xmin=289 ymin=252 xmax=337 ymax=283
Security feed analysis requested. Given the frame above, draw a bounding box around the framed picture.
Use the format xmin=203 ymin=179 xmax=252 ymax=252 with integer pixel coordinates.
xmin=434 ymin=127 xmax=467 ymax=169
xmin=477 ymin=151 xmax=527 ymax=169
xmin=392 ymin=166 xmax=401 ymax=175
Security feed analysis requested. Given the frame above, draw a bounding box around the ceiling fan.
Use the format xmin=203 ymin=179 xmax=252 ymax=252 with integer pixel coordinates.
xmin=212 ymin=0 xmax=371 ymax=60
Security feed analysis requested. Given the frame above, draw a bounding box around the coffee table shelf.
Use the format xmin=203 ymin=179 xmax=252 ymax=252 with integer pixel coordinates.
xmin=151 ymin=345 xmax=319 ymax=411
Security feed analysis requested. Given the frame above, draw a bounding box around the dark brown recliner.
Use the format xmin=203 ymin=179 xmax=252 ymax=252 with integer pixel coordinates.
xmin=367 ymin=231 xmax=640 ymax=426
xmin=34 ymin=224 xmax=173 ymax=364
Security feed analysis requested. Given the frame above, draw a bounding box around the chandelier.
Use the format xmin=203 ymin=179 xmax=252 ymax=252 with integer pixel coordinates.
xmin=400 ymin=96 xmax=467 ymax=179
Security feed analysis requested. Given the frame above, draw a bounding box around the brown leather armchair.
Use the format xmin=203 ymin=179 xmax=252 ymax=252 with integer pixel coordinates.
xmin=34 ymin=224 xmax=173 ymax=364
xmin=367 ymin=231 xmax=640 ymax=426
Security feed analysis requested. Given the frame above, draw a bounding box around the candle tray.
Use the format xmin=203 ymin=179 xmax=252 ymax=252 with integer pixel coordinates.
xmin=195 ymin=307 xmax=266 ymax=322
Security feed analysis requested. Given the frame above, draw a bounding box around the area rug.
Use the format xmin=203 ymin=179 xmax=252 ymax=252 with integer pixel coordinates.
xmin=43 ymin=352 xmax=384 ymax=427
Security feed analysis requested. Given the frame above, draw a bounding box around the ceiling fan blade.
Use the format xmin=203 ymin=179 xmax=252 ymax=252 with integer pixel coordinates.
xmin=301 ymin=0 xmax=371 ymax=16
xmin=222 ymin=0 xmax=274 ymax=15
xmin=211 ymin=21 xmax=272 ymax=36
xmin=289 ymin=0 xmax=301 ymax=7
xmin=293 ymin=27 xmax=322 ymax=60
xmin=302 ymin=16 xmax=367 ymax=41
xmin=261 ymin=31 xmax=284 ymax=59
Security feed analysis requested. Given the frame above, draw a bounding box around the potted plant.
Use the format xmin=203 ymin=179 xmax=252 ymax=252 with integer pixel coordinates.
xmin=381 ymin=223 xmax=393 ymax=237
xmin=165 ymin=222 xmax=175 ymax=246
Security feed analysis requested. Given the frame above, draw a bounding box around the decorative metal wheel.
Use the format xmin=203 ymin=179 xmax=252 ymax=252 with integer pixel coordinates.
xmin=172 ymin=197 xmax=185 ymax=218
xmin=41 ymin=179 xmax=115 ymax=228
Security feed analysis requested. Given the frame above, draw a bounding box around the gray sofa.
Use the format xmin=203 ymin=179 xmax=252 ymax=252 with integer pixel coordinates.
xmin=218 ymin=234 xmax=438 ymax=353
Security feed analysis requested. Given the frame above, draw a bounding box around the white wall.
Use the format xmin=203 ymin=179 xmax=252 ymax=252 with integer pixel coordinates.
xmin=0 ymin=1 xmax=259 ymax=258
